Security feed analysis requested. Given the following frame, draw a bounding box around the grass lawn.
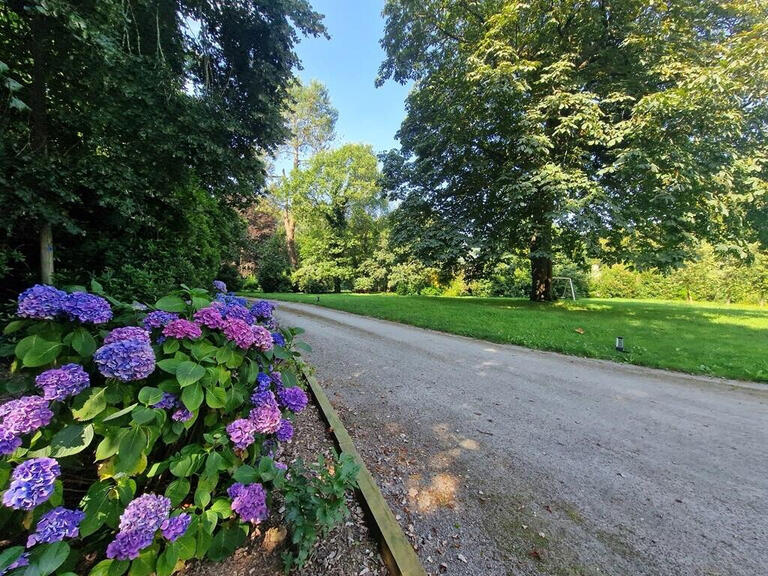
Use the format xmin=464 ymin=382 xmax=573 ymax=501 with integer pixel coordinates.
xmin=252 ymin=292 xmax=768 ymax=383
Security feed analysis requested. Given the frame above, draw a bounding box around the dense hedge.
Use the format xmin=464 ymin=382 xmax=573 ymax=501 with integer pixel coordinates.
xmin=0 ymin=282 xmax=357 ymax=575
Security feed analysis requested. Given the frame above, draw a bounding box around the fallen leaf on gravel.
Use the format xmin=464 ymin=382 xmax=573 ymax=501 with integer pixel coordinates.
xmin=457 ymin=554 xmax=468 ymax=563
xmin=528 ymin=548 xmax=543 ymax=561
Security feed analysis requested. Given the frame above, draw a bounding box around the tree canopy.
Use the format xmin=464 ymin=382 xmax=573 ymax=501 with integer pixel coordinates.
xmin=0 ymin=0 xmax=325 ymax=299
xmin=378 ymin=0 xmax=768 ymax=300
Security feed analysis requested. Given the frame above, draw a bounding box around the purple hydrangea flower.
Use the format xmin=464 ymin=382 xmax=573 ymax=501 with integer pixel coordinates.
xmin=250 ymin=300 xmax=274 ymax=321
xmin=271 ymin=332 xmax=286 ymax=347
xmin=141 ymin=311 xmax=178 ymax=330
xmin=160 ymin=513 xmax=191 ymax=541
xmin=249 ymin=391 xmax=281 ymax=434
xmin=222 ymin=317 xmax=256 ymax=349
xmin=227 ymin=418 xmax=258 ymax=450
xmin=250 ymin=388 xmax=274 ymax=407
xmin=106 ymin=494 xmax=171 ymax=560
xmin=2 ymin=457 xmax=60 ymax=510
xmin=61 ymin=292 xmax=112 ymax=324
xmin=228 ymin=482 xmax=268 ymax=524
xmin=276 ymin=419 xmax=293 ymax=442
xmin=1 ymin=552 xmax=29 ymax=574
xmin=94 ymin=339 xmax=155 ymax=381
xmin=270 ymin=371 xmax=283 ymax=387
xmin=278 ymin=386 xmax=308 ymax=413
xmin=0 ymin=396 xmax=53 ymax=436
xmin=35 ymin=364 xmax=90 ymax=401
xmin=27 ymin=506 xmax=85 ymax=547
xmin=104 ymin=326 xmax=151 ymax=346
xmin=274 ymin=461 xmax=288 ymax=471
xmin=0 ymin=429 xmax=22 ymax=455
xmin=162 ymin=319 xmax=202 ymax=341
xmin=213 ymin=280 xmax=227 ymax=293
xmin=193 ymin=306 xmax=224 ymax=330
xmin=251 ymin=325 xmax=273 ymax=352
xmin=17 ymin=284 xmax=66 ymax=319
xmin=153 ymin=392 xmax=178 ymax=410
xmin=172 ymin=408 xmax=193 ymax=422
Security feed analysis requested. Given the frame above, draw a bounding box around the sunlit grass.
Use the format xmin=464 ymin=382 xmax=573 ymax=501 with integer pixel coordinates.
xmin=251 ymin=292 xmax=768 ymax=383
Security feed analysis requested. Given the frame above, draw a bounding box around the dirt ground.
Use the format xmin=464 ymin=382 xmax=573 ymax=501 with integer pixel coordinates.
xmin=183 ymin=398 xmax=387 ymax=576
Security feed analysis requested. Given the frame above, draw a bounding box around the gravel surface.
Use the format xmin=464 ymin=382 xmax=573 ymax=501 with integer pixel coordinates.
xmin=183 ymin=397 xmax=386 ymax=576
xmin=275 ymin=301 xmax=768 ymax=576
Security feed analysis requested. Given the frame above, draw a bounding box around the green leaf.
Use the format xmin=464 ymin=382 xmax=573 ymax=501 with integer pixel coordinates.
xmin=155 ymin=545 xmax=177 ymax=576
xmin=88 ymin=559 xmax=129 ymax=576
xmin=3 ymin=320 xmax=27 ymax=335
xmin=116 ymin=428 xmax=147 ymax=473
xmin=207 ymin=524 xmax=247 ymax=561
xmin=214 ymin=347 xmax=233 ymax=365
xmin=157 ymin=358 xmax=183 ymax=374
xmin=128 ymin=546 xmax=157 ymax=576
xmin=164 ymin=478 xmax=190 ymax=507
xmin=17 ymin=335 xmax=62 ymax=367
xmin=95 ymin=431 xmax=121 ymax=461
xmin=154 ymin=295 xmax=187 ymax=313
xmin=79 ymin=482 xmax=116 ymax=537
xmin=72 ymin=387 xmax=107 ymax=421
xmin=137 ymin=387 xmax=164 ymax=406
xmin=0 ymin=546 xmax=25 ymax=573
xmin=72 ymin=327 xmax=97 ymax=357
xmin=48 ymin=424 xmax=94 ymax=458
xmin=101 ymin=403 xmax=137 ymax=422
xmin=162 ymin=339 xmax=180 ymax=355
xmin=176 ymin=361 xmax=205 ymax=387
xmin=181 ymin=382 xmax=203 ymax=411
xmin=205 ymin=386 xmax=227 ymax=409
xmin=174 ymin=519 xmax=197 ymax=560
xmin=191 ymin=295 xmax=211 ymax=310
xmin=232 ymin=464 xmax=259 ymax=484
xmin=28 ymin=541 xmax=70 ymax=576
xmin=169 ymin=452 xmax=203 ymax=478
xmin=131 ymin=406 xmax=157 ymax=425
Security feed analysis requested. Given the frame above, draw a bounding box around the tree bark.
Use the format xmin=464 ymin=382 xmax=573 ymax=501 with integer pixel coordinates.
xmin=30 ymin=12 xmax=53 ymax=283
xmin=282 ymin=209 xmax=298 ymax=269
xmin=529 ymin=219 xmax=553 ymax=301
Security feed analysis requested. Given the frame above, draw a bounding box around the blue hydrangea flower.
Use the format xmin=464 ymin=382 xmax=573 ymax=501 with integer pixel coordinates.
xmin=250 ymin=300 xmax=274 ymax=321
xmin=228 ymin=482 xmax=268 ymax=524
xmin=152 ymin=392 xmax=178 ymax=410
xmin=27 ymin=507 xmax=85 ymax=547
xmin=0 ymin=552 xmax=29 ymax=574
xmin=61 ymin=292 xmax=112 ymax=324
xmin=106 ymin=494 xmax=171 ymax=560
xmin=160 ymin=514 xmax=191 ymax=541
xmin=276 ymin=419 xmax=294 ymax=442
xmin=271 ymin=332 xmax=285 ymax=347
xmin=104 ymin=326 xmax=151 ymax=346
xmin=35 ymin=364 xmax=90 ymax=401
xmin=212 ymin=280 xmax=227 ymax=293
xmin=0 ymin=396 xmax=53 ymax=436
xmin=278 ymin=386 xmax=308 ymax=413
xmin=172 ymin=408 xmax=193 ymax=422
xmin=141 ymin=311 xmax=178 ymax=330
xmin=94 ymin=339 xmax=155 ymax=381
xmin=2 ymin=457 xmax=60 ymax=510
xmin=17 ymin=284 xmax=66 ymax=319
xmin=214 ymin=292 xmax=248 ymax=308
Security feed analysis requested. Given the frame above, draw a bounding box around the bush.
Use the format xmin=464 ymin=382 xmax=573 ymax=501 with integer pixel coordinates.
xmin=0 ymin=281 xmax=357 ymax=575
xmin=257 ymin=234 xmax=293 ymax=293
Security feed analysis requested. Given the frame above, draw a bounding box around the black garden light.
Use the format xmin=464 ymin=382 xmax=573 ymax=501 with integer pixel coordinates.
xmin=615 ymin=336 xmax=625 ymax=352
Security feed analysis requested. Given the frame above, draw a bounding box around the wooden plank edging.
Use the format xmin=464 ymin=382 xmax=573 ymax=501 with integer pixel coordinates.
xmin=299 ymin=364 xmax=427 ymax=576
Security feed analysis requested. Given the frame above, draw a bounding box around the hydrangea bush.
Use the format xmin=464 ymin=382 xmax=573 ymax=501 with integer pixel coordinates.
xmin=0 ymin=281 xmax=357 ymax=575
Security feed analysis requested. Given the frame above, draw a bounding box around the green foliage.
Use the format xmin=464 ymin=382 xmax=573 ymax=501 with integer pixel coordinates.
xmin=281 ymin=452 xmax=359 ymax=570
xmin=256 ymin=233 xmax=293 ymax=293
xmin=0 ymin=0 xmax=326 ymax=298
xmin=0 ymin=285 xmax=357 ymax=574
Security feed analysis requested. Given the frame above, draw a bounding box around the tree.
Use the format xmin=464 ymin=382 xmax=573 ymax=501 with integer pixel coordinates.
xmin=378 ymin=0 xmax=768 ymax=300
xmin=0 ymin=0 xmax=325 ymax=298
xmin=274 ymin=80 xmax=338 ymax=269
xmin=288 ymin=144 xmax=386 ymax=292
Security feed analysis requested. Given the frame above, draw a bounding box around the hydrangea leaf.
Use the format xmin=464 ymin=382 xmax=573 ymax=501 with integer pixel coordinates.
xmin=181 ymin=382 xmax=204 ymax=412
xmin=72 ymin=387 xmax=107 ymax=421
xmin=176 ymin=362 xmax=205 ymax=387
xmin=72 ymin=327 xmax=97 ymax=357
xmin=49 ymin=424 xmax=95 ymax=458
xmin=28 ymin=541 xmax=70 ymax=576
xmin=154 ymin=296 xmax=186 ymax=313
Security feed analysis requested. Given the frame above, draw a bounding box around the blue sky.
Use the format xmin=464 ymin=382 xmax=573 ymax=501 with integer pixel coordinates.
xmin=274 ymin=0 xmax=409 ymax=171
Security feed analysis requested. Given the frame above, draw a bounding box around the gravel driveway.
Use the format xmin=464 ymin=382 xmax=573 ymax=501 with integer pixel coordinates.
xmin=275 ymin=301 xmax=768 ymax=576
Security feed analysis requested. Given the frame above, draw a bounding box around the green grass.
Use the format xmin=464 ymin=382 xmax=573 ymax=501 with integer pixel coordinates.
xmin=251 ymin=292 xmax=768 ymax=382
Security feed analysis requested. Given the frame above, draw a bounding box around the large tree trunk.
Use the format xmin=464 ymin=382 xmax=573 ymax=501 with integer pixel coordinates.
xmin=529 ymin=219 xmax=553 ymax=302
xmin=282 ymin=209 xmax=298 ymax=269
xmin=30 ymin=13 xmax=53 ymax=283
